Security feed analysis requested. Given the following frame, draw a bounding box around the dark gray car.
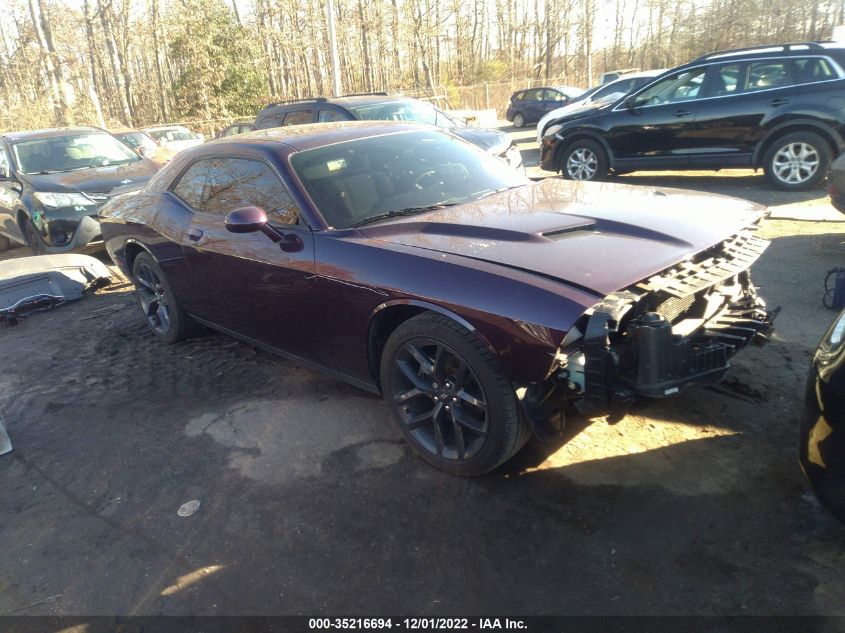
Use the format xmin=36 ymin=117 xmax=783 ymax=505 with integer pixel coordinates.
xmin=0 ymin=127 xmax=159 ymax=253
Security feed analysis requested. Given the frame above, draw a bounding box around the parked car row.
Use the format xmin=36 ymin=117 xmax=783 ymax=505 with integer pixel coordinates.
xmin=0 ymin=92 xmax=518 ymax=255
xmin=220 ymin=93 xmax=524 ymax=174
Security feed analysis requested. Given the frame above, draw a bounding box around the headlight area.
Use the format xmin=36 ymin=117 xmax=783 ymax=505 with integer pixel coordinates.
xmin=504 ymin=144 xmax=523 ymax=171
xmin=534 ymin=228 xmax=780 ymax=430
xmin=31 ymin=192 xmax=103 ymax=249
xmin=815 ymin=309 xmax=845 ymax=379
xmin=33 ymin=192 xmax=99 ymax=209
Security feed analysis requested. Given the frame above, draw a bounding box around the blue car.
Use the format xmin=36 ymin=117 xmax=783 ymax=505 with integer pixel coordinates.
xmin=505 ymin=86 xmax=584 ymax=128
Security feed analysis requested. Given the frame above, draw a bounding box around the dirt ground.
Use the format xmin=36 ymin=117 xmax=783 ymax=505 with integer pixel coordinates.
xmin=1 ymin=130 xmax=845 ymax=616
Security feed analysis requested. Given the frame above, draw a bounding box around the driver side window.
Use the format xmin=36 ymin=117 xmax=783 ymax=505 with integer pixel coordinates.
xmin=203 ymin=158 xmax=300 ymax=225
xmin=635 ymin=67 xmax=707 ymax=105
xmin=171 ymin=158 xmax=300 ymax=226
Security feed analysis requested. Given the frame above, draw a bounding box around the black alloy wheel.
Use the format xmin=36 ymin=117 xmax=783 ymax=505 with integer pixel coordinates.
xmin=390 ymin=338 xmax=489 ymax=462
xmin=380 ymin=312 xmax=530 ymax=475
xmin=131 ymin=251 xmax=196 ymax=343
xmin=135 ymin=258 xmax=172 ymax=335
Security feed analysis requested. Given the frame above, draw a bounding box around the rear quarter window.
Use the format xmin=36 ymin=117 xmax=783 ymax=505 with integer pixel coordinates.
xmin=793 ymin=57 xmax=837 ymax=84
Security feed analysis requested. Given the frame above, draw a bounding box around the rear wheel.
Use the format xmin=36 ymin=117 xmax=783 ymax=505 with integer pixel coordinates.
xmin=512 ymin=113 xmax=525 ymax=129
xmin=763 ymin=131 xmax=831 ymax=191
xmin=380 ymin=312 xmax=529 ymax=476
xmin=560 ymin=139 xmax=609 ymax=182
xmin=132 ymin=251 xmax=197 ymax=343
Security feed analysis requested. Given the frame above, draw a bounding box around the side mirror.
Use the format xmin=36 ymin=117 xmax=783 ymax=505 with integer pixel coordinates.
xmin=624 ymin=96 xmax=637 ymax=110
xmin=225 ymin=206 xmax=284 ymax=243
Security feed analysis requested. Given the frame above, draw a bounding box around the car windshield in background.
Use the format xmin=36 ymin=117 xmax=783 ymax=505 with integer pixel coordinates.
xmin=12 ymin=133 xmax=140 ymax=174
xmin=350 ymin=101 xmax=462 ymax=129
xmin=148 ymin=128 xmax=197 ymax=142
xmin=290 ymin=130 xmax=528 ymax=229
xmin=116 ymin=132 xmax=158 ymax=152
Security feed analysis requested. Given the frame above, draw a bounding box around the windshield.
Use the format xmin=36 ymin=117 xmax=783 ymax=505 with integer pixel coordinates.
xmin=290 ymin=130 xmax=528 ymax=229
xmin=116 ymin=132 xmax=158 ymax=151
xmin=12 ymin=133 xmax=140 ymax=174
xmin=350 ymin=101 xmax=462 ymax=129
xmin=147 ymin=128 xmax=198 ymax=142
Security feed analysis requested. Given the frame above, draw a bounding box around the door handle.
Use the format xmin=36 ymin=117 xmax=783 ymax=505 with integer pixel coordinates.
xmin=769 ymin=98 xmax=790 ymax=107
xmin=187 ymin=228 xmax=204 ymax=242
xmin=674 ymin=109 xmax=692 ymax=117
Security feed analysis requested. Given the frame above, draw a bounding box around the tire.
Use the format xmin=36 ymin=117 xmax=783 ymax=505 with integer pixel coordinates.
xmin=559 ymin=139 xmax=609 ymax=182
xmin=0 ymin=234 xmax=10 ymax=252
xmin=380 ymin=312 xmax=529 ymax=476
xmin=763 ymin=131 xmax=831 ymax=191
xmin=21 ymin=219 xmax=45 ymax=254
xmin=512 ymin=113 xmax=525 ymax=129
xmin=131 ymin=251 xmax=197 ymax=343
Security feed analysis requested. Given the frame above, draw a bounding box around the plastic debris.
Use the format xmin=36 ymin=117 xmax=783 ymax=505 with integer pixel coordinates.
xmin=177 ymin=499 xmax=201 ymax=517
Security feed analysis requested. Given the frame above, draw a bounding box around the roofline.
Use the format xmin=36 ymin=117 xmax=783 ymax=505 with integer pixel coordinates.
xmin=691 ymin=41 xmax=831 ymax=63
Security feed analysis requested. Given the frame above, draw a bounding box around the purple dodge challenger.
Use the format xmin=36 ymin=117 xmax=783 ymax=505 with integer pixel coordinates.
xmin=99 ymin=121 xmax=777 ymax=475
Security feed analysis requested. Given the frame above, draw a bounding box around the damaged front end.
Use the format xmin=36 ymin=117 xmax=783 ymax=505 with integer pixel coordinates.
xmin=525 ymin=227 xmax=778 ymax=437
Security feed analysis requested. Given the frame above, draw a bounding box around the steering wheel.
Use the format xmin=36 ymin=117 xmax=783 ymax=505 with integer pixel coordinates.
xmin=414 ymin=169 xmax=441 ymax=190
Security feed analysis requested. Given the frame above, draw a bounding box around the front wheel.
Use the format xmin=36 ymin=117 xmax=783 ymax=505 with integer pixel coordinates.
xmin=763 ymin=131 xmax=831 ymax=191
xmin=380 ymin=312 xmax=529 ymax=476
xmin=560 ymin=139 xmax=608 ymax=182
xmin=132 ymin=251 xmax=197 ymax=343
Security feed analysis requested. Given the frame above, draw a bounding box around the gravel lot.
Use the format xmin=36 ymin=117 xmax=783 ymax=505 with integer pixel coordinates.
xmin=1 ymin=128 xmax=844 ymax=616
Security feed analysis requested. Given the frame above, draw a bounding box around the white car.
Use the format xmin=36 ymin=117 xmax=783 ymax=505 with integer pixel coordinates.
xmin=536 ymin=69 xmax=667 ymax=143
xmin=141 ymin=125 xmax=204 ymax=153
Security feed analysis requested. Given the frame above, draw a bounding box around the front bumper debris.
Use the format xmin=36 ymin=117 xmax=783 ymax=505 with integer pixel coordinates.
xmin=0 ymin=254 xmax=112 ymax=325
xmin=42 ymin=214 xmax=103 ymax=252
xmin=575 ymin=228 xmax=777 ymax=413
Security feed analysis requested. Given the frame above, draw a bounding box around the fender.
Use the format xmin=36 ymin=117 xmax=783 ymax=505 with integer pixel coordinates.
xmin=118 ymin=237 xmax=155 ymax=275
xmin=753 ymin=119 xmax=845 ymax=165
xmin=369 ymin=298 xmax=498 ymax=360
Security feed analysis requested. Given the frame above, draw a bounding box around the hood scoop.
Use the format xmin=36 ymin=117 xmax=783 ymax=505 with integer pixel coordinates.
xmin=542 ymin=224 xmax=596 ymax=240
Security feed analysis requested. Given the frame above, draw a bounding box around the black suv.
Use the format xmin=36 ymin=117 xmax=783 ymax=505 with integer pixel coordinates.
xmin=540 ymin=42 xmax=845 ymax=190
xmin=0 ymin=127 xmax=159 ymax=253
xmin=254 ymin=93 xmax=523 ymax=172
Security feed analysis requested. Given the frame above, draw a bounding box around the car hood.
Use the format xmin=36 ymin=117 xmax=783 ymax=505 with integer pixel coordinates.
xmin=451 ymin=127 xmax=511 ymax=154
xmin=545 ymin=98 xmax=619 ymax=129
xmin=22 ymin=159 xmax=160 ymax=194
xmin=356 ymin=179 xmax=766 ymax=298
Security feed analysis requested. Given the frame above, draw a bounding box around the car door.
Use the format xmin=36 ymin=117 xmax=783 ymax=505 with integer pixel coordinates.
xmin=688 ymin=58 xmax=801 ymax=168
xmin=608 ymin=66 xmax=709 ymax=169
xmin=521 ymin=89 xmax=546 ymax=123
xmin=541 ymin=89 xmax=569 ymax=115
xmin=181 ymin=155 xmax=324 ymax=363
xmin=0 ymin=143 xmax=24 ymax=244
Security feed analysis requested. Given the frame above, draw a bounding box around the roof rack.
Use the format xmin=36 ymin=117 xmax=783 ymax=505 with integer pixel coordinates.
xmin=264 ymin=97 xmax=328 ymax=108
xmin=340 ymin=91 xmax=390 ymax=97
xmin=692 ymin=42 xmax=825 ymax=63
